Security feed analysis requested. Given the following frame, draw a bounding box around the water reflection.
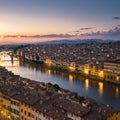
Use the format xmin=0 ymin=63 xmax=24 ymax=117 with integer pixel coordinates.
xmin=47 ymin=69 xmax=51 ymax=76
xmin=85 ymin=79 xmax=89 ymax=92
xmin=116 ymin=87 xmax=119 ymax=97
xmin=0 ymin=52 xmax=19 ymax=67
xmin=69 ymin=74 xmax=73 ymax=81
xmin=1 ymin=51 xmax=120 ymax=109
xmin=98 ymin=82 xmax=104 ymax=97
xmin=68 ymin=74 xmax=73 ymax=85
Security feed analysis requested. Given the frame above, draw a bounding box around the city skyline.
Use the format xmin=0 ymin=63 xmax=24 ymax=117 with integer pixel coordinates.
xmin=0 ymin=0 xmax=120 ymax=44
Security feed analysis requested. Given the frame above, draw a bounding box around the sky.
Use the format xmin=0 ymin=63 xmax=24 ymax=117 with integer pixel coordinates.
xmin=0 ymin=0 xmax=120 ymax=44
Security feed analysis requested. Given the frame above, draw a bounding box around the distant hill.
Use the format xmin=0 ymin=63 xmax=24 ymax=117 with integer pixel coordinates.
xmin=0 ymin=39 xmax=119 ymax=46
xmin=38 ymin=39 xmax=120 ymax=45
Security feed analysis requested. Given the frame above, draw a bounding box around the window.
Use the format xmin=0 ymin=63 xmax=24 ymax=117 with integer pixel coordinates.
xmin=43 ymin=113 xmax=45 ymax=117
xmin=17 ymin=117 xmax=19 ymax=120
xmin=14 ymin=101 xmax=16 ymax=105
xmin=8 ymin=106 xmax=10 ymax=110
xmin=17 ymin=111 xmax=19 ymax=115
xmin=24 ymin=110 xmax=27 ymax=115
xmin=11 ymin=101 xmax=13 ymax=104
xmin=17 ymin=103 xmax=19 ymax=106
xmin=21 ymin=116 xmax=24 ymax=119
xmin=31 ymin=114 xmax=34 ymax=118
xmin=28 ymin=112 xmax=31 ymax=117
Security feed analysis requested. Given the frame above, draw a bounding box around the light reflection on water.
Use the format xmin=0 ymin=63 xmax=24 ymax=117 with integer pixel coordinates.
xmin=98 ymin=82 xmax=104 ymax=98
xmin=0 ymin=52 xmax=120 ymax=109
xmin=116 ymin=87 xmax=119 ymax=97
xmin=85 ymin=79 xmax=89 ymax=92
xmin=0 ymin=52 xmax=19 ymax=67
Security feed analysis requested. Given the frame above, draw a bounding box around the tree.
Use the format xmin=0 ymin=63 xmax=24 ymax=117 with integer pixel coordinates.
xmin=53 ymin=84 xmax=60 ymax=90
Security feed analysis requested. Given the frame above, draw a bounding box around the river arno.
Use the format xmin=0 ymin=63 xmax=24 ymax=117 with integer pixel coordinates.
xmin=0 ymin=52 xmax=120 ymax=109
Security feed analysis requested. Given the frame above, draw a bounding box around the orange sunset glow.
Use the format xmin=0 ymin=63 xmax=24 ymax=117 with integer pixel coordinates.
xmin=0 ymin=0 xmax=120 ymax=44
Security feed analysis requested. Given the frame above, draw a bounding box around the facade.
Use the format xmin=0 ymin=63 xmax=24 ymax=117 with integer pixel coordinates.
xmin=104 ymin=60 xmax=120 ymax=83
xmin=10 ymin=98 xmax=20 ymax=120
xmin=83 ymin=63 xmax=104 ymax=79
xmin=107 ymin=112 xmax=120 ymax=120
xmin=0 ymin=93 xmax=11 ymax=120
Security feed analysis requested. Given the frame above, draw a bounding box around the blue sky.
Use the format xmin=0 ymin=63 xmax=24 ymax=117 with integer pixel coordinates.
xmin=0 ymin=0 xmax=120 ymax=43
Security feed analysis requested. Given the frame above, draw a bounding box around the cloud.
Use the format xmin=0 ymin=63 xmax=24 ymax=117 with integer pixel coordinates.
xmin=3 ymin=34 xmax=74 ymax=38
xmin=70 ymin=27 xmax=93 ymax=34
xmin=38 ymin=34 xmax=74 ymax=38
xmin=117 ymin=25 xmax=120 ymax=27
xmin=2 ymin=26 xmax=120 ymax=40
xmin=79 ymin=27 xmax=93 ymax=30
xmin=113 ymin=17 xmax=120 ymax=20
xmin=4 ymin=35 xmax=18 ymax=38
xmin=73 ymin=30 xmax=80 ymax=33
xmin=80 ymin=26 xmax=120 ymax=38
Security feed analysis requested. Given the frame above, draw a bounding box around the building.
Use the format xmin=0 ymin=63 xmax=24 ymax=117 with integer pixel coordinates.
xmin=0 ymin=66 xmax=120 ymax=120
xmin=104 ymin=60 xmax=120 ymax=83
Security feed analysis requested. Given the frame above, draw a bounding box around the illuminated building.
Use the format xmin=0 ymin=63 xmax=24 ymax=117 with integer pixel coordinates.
xmin=10 ymin=98 xmax=20 ymax=120
xmin=68 ymin=62 xmax=76 ymax=71
xmin=0 ymin=93 xmax=11 ymax=120
xmin=83 ymin=64 xmax=90 ymax=75
xmin=45 ymin=58 xmax=53 ymax=66
xmin=0 ymin=66 xmax=120 ymax=120
xmin=0 ymin=60 xmax=3 ymax=66
xmin=104 ymin=60 xmax=120 ymax=83
xmin=98 ymin=70 xmax=104 ymax=78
